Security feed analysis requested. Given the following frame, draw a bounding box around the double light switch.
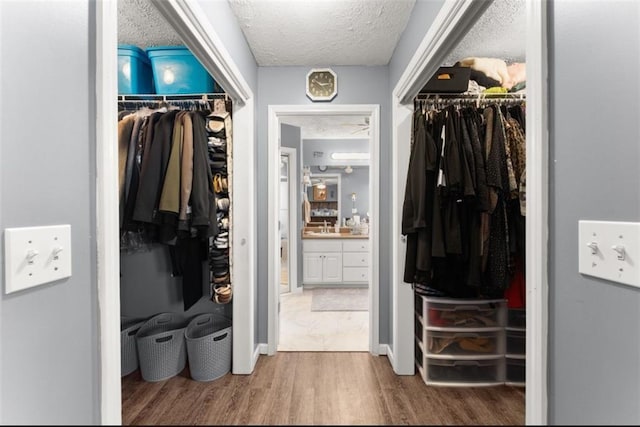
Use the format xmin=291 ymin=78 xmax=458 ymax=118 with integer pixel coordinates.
xmin=4 ymin=225 xmax=72 ymax=294
xmin=578 ymin=220 xmax=639 ymax=289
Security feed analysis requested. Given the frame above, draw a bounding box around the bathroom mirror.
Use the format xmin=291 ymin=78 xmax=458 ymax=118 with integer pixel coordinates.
xmin=307 ymin=173 xmax=340 ymax=225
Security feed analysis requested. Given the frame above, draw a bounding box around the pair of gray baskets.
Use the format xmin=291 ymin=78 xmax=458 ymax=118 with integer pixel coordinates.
xmin=120 ymin=312 xmax=231 ymax=382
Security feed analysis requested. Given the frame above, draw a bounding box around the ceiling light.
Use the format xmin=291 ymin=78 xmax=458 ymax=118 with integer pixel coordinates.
xmin=331 ymin=152 xmax=369 ymax=161
xmin=344 ymin=165 xmax=353 ymax=174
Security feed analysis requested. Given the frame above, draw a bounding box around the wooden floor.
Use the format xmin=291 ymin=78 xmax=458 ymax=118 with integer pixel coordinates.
xmin=122 ymin=352 xmax=525 ymax=425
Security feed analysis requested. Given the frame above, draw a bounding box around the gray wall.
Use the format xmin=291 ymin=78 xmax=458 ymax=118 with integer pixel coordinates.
xmin=389 ymin=0 xmax=446 ymax=88
xmin=197 ymin=0 xmax=258 ymax=91
xmin=281 ymin=123 xmax=303 ymax=289
xmin=302 ymin=138 xmax=369 ymax=167
xmin=340 ymin=167 xmax=370 ymax=218
xmin=257 ymin=66 xmax=391 ymax=344
xmin=0 ymin=1 xmax=99 ymax=423
xmin=548 ymin=1 xmax=640 ymax=423
xmin=120 ymin=245 xmax=230 ymax=319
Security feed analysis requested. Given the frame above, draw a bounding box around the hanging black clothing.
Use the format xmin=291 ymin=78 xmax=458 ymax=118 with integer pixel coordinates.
xmin=402 ymin=98 xmax=526 ymax=300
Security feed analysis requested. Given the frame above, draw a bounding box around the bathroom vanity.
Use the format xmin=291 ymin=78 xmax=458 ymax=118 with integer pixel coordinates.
xmin=302 ymin=228 xmax=369 ymax=285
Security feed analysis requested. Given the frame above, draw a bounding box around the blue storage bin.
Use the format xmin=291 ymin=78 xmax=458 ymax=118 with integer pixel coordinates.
xmin=146 ymin=46 xmax=216 ymax=94
xmin=118 ymin=45 xmax=155 ymax=94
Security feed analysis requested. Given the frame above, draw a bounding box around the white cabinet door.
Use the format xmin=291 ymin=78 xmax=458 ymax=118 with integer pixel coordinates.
xmin=322 ymin=253 xmax=343 ymax=282
xmin=303 ymin=253 xmax=324 ymax=283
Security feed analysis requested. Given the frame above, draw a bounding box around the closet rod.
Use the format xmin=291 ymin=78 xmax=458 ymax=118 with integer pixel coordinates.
xmin=117 ymin=93 xmax=228 ymax=102
xmin=415 ymin=92 xmax=526 ymax=101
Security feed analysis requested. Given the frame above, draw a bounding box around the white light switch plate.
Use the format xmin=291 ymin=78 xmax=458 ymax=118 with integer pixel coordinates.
xmin=578 ymin=220 xmax=640 ymax=288
xmin=4 ymin=225 xmax=72 ymax=294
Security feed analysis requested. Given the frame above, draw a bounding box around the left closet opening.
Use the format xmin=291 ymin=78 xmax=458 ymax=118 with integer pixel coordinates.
xmin=116 ymin=0 xmax=234 ymax=409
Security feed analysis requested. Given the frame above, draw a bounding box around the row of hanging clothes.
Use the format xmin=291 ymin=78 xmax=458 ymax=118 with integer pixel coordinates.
xmin=402 ymin=94 xmax=526 ymax=305
xmin=117 ymin=94 xmax=233 ymax=310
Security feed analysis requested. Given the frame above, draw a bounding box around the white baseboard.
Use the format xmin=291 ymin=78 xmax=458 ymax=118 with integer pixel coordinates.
xmin=388 ymin=344 xmax=414 ymax=375
xmin=252 ymin=344 xmax=262 ymax=370
xmin=258 ymin=343 xmax=269 ymax=355
xmin=303 ymin=283 xmax=368 ymax=289
xmin=386 ymin=344 xmax=395 ymax=368
xmin=377 ymin=344 xmax=389 ymax=356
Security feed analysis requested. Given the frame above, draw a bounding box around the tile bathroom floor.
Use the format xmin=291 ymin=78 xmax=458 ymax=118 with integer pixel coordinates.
xmin=278 ymin=289 xmax=369 ymax=352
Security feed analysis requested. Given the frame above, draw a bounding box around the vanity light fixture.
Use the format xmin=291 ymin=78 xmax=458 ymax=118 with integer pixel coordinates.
xmin=315 ymin=180 xmax=326 ymax=189
xmin=330 ymin=152 xmax=369 ymax=161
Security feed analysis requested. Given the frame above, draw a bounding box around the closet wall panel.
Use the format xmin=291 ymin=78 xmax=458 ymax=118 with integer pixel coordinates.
xmin=549 ymin=1 xmax=640 ymax=424
xmin=120 ymin=244 xmax=212 ymax=317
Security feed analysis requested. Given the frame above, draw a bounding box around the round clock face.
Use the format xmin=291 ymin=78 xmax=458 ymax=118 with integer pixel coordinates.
xmin=306 ymin=68 xmax=337 ymax=101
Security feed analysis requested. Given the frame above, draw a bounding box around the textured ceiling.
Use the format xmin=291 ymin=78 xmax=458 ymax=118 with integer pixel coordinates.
xmin=281 ymin=115 xmax=370 ymax=139
xmin=227 ymin=0 xmax=416 ymax=66
xmin=118 ymin=0 xmax=525 ymax=137
xmin=118 ymin=0 xmax=183 ymax=48
xmin=118 ymin=0 xmax=524 ymax=66
xmin=443 ymin=0 xmax=526 ymax=65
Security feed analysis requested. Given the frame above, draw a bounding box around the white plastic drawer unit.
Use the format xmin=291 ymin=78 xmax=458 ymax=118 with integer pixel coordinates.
xmin=425 ymin=357 xmax=504 ymax=386
xmin=420 ymin=297 xmax=507 ymax=329
xmin=506 ymin=356 xmax=525 ymax=385
xmin=425 ymin=330 xmax=504 ymax=358
xmin=303 ymin=240 xmax=342 ymax=253
xmin=342 ymin=240 xmax=370 ymax=252
xmin=506 ymin=328 xmax=526 ymax=355
xmin=343 ymin=252 xmax=368 ymax=267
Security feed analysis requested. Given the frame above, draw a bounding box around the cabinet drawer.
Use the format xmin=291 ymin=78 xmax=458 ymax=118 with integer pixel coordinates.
xmin=342 ymin=267 xmax=368 ymax=282
xmin=420 ymin=297 xmax=506 ymax=329
xmin=342 ymin=240 xmax=369 ymax=252
xmin=303 ymin=240 xmax=342 ymax=252
xmin=343 ymin=252 xmax=368 ymax=267
xmin=425 ymin=357 xmax=503 ymax=385
xmin=426 ymin=330 xmax=503 ymax=357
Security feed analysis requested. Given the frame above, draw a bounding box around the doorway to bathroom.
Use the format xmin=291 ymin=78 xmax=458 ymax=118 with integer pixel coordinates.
xmin=267 ymin=104 xmax=381 ymax=355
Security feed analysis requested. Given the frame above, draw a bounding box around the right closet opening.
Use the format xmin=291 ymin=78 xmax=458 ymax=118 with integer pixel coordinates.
xmin=403 ymin=0 xmax=528 ymax=417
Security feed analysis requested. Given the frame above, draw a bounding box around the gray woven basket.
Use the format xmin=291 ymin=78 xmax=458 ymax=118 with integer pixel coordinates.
xmin=136 ymin=312 xmax=190 ymax=382
xmin=121 ymin=317 xmax=146 ymax=377
xmin=185 ymin=313 xmax=232 ymax=382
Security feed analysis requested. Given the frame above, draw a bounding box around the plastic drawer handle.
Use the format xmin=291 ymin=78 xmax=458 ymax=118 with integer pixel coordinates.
xmin=155 ymin=335 xmax=173 ymax=343
xmin=213 ymin=333 xmax=228 ymax=341
xmin=453 ymin=305 xmax=481 ymax=311
xmin=452 ymin=361 xmax=480 ymax=367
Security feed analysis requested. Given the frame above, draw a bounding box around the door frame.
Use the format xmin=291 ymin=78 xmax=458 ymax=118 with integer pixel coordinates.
xmin=279 ymin=146 xmax=298 ymax=294
xmin=96 ymin=0 xmax=255 ymax=423
xmin=391 ymin=0 xmax=548 ymax=424
xmin=267 ymin=104 xmax=381 ymax=355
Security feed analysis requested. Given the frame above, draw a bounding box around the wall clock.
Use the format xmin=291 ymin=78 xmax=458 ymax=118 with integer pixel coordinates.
xmin=306 ymin=68 xmax=337 ymax=102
